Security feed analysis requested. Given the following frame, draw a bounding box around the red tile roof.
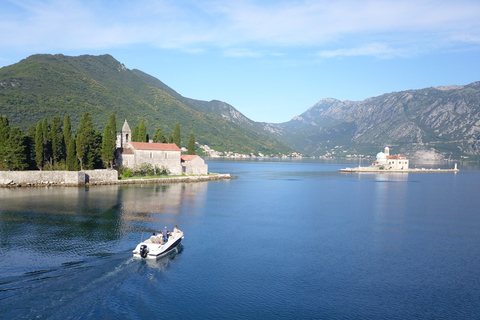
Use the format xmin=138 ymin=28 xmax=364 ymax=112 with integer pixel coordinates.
xmin=181 ymin=155 xmax=198 ymax=162
xmin=387 ymin=154 xmax=408 ymax=159
xmin=130 ymin=142 xmax=181 ymax=151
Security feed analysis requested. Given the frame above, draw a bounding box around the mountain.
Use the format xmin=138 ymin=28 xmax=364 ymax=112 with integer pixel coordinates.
xmin=266 ymin=83 xmax=480 ymax=160
xmin=0 ymin=54 xmax=294 ymax=156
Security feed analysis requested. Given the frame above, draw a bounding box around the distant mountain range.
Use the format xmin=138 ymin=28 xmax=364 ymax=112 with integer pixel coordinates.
xmin=265 ymin=83 xmax=480 ymax=160
xmin=1 ymin=54 xmax=479 ymax=160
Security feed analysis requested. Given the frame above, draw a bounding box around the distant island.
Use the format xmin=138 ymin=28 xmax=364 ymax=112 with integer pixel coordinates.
xmin=339 ymin=147 xmax=459 ymax=173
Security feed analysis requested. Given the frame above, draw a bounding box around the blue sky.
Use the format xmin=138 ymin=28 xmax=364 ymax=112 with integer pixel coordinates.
xmin=1 ymin=0 xmax=480 ymax=123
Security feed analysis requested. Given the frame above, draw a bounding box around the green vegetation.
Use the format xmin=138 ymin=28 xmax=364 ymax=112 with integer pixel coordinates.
xmin=0 ymin=54 xmax=294 ymax=155
xmin=187 ymin=132 xmax=196 ymax=155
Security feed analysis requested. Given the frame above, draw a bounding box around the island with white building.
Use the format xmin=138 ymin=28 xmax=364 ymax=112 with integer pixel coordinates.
xmin=339 ymin=147 xmax=459 ymax=173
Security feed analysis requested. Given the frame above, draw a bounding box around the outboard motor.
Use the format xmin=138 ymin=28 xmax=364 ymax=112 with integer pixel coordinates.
xmin=140 ymin=244 xmax=149 ymax=258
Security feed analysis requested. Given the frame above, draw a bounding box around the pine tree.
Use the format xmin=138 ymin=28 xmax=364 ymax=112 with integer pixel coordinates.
xmin=187 ymin=132 xmax=196 ymax=155
xmin=76 ymin=112 xmax=96 ymax=171
xmin=173 ymin=123 xmax=181 ymax=148
xmin=4 ymin=127 xmax=27 ymax=171
xmin=66 ymin=136 xmax=78 ymax=170
xmin=138 ymin=120 xmax=147 ymax=142
xmin=35 ymin=121 xmax=44 ymax=170
xmin=26 ymin=125 xmax=37 ymax=169
xmin=101 ymin=113 xmax=117 ymax=168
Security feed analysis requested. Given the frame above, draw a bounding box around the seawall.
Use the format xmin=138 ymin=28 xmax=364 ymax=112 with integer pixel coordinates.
xmin=0 ymin=170 xmax=231 ymax=187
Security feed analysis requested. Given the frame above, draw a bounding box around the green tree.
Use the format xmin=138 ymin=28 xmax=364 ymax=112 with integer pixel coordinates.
xmin=101 ymin=113 xmax=117 ymax=169
xmin=0 ymin=116 xmax=10 ymax=170
xmin=63 ymin=114 xmax=72 ymax=149
xmin=66 ymin=136 xmax=78 ymax=170
xmin=76 ymin=112 xmax=96 ymax=171
xmin=35 ymin=121 xmax=44 ymax=170
xmin=152 ymin=128 xmax=166 ymax=143
xmin=168 ymin=134 xmax=174 ymax=144
xmin=42 ymin=118 xmax=52 ymax=166
xmin=26 ymin=125 xmax=37 ymax=169
xmin=173 ymin=123 xmax=181 ymax=148
xmin=4 ymin=127 xmax=27 ymax=170
xmin=187 ymin=132 xmax=196 ymax=155
xmin=50 ymin=116 xmax=64 ymax=165
xmin=138 ymin=120 xmax=147 ymax=142
xmin=131 ymin=125 xmax=139 ymax=142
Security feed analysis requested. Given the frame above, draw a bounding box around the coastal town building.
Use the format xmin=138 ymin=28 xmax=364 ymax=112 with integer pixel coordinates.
xmin=116 ymin=120 xmax=208 ymax=175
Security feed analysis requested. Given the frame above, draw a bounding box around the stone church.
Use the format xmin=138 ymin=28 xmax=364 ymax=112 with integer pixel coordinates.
xmin=116 ymin=120 xmax=208 ymax=175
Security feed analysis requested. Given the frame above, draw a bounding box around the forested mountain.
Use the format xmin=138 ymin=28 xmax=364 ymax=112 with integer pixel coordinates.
xmin=0 ymin=54 xmax=294 ymax=155
xmin=265 ymin=83 xmax=480 ymax=160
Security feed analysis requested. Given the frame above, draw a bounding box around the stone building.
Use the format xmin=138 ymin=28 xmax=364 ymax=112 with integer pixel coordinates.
xmin=116 ymin=120 xmax=208 ymax=175
xmin=181 ymin=155 xmax=208 ymax=175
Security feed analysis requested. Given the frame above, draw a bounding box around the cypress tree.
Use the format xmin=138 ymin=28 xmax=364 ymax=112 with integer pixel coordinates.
xmin=138 ymin=120 xmax=147 ymax=142
xmin=152 ymin=128 xmax=166 ymax=143
xmin=4 ymin=127 xmax=27 ymax=171
xmin=66 ymin=136 xmax=78 ymax=170
xmin=26 ymin=125 xmax=37 ymax=170
xmin=76 ymin=112 xmax=95 ymax=171
xmin=173 ymin=123 xmax=181 ymax=148
xmin=42 ymin=118 xmax=51 ymax=166
xmin=35 ymin=121 xmax=43 ymax=170
xmin=187 ymin=132 xmax=196 ymax=155
xmin=63 ymin=114 xmax=72 ymax=148
xmin=132 ymin=126 xmax=139 ymax=142
xmin=0 ymin=116 xmax=10 ymax=170
xmin=51 ymin=116 xmax=64 ymax=165
xmin=101 ymin=113 xmax=117 ymax=169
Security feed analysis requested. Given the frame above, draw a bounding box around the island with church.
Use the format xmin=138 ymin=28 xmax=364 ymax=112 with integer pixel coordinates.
xmin=339 ymin=147 xmax=459 ymax=173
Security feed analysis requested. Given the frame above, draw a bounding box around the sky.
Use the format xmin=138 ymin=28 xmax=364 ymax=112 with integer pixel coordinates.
xmin=1 ymin=0 xmax=480 ymax=123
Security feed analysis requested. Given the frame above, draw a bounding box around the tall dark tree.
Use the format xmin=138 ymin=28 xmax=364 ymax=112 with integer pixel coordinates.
xmin=131 ymin=125 xmax=139 ymax=142
xmin=63 ymin=114 xmax=72 ymax=146
xmin=187 ymin=132 xmax=196 ymax=155
xmin=66 ymin=136 xmax=78 ymax=170
xmin=138 ymin=120 xmax=147 ymax=142
xmin=26 ymin=125 xmax=37 ymax=169
xmin=0 ymin=116 xmax=10 ymax=170
xmin=173 ymin=123 xmax=181 ymax=148
xmin=168 ymin=134 xmax=174 ymax=144
xmin=42 ymin=118 xmax=52 ymax=166
xmin=76 ymin=112 xmax=96 ymax=171
xmin=152 ymin=128 xmax=166 ymax=143
xmin=35 ymin=121 xmax=44 ymax=170
xmin=50 ymin=116 xmax=64 ymax=165
xmin=101 ymin=113 xmax=117 ymax=169
xmin=4 ymin=127 xmax=27 ymax=170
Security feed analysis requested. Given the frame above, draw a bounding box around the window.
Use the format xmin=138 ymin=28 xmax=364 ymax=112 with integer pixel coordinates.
xmin=150 ymin=152 xmax=153 ymax=159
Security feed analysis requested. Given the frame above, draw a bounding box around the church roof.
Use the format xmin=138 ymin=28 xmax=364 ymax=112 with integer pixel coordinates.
xmin=387 ymin=154 xmax=408 ymax=159
xmin=130 ymin=142 xmax=181 ymax=151
xmin=181 ymin=155 xmax=198 ymax=162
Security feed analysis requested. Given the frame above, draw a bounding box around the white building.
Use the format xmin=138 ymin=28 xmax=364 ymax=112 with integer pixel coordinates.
xmin=373 ymin=147 xmax=409 ymax=170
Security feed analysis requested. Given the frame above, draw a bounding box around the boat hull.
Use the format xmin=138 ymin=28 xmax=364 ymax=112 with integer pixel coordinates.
xmin=132 ymin=232 xmax=184 ymax=259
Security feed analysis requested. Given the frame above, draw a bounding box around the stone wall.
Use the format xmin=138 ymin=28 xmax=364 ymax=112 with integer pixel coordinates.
xmin=0 ymin=171 xmax=86 ymax=186
xmin=0 ymin=170 xmax=118 ymax=186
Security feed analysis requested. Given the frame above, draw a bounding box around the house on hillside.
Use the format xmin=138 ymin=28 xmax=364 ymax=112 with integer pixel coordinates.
xmin=116 ymin=120 xmax=208 ymax=175
xmin=181 ymin=155 xmax=208 ymax=175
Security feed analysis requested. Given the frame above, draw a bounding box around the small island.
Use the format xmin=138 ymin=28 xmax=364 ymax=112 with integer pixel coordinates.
xmin=339 ymin=147 xmax=459 ymax=173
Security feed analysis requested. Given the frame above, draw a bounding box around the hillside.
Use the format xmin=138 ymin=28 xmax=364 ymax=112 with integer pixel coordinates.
xmin=0 ymin=54 xmax=295 ymax=156
xmin=266 ymin=83 xmax=480 ymax=160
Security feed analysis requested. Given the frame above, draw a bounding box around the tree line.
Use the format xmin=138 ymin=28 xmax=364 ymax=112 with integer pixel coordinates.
xmin=0 ymin=113 xmax=196 ymax=171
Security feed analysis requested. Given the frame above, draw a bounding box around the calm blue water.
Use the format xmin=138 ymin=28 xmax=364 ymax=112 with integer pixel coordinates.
xmin=1 ymin=159 xmax=479 ymax=319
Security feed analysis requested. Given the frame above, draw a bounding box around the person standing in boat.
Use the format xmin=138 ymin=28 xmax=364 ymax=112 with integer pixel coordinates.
xmin=162 ymin=226 xmax=170 ymax=243
xmin=172 ymin=225 xmax=182 ymax=238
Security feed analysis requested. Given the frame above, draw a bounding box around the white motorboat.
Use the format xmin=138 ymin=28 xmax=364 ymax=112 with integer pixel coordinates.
xmin=132 ymin=230 xmax=184 ymax=259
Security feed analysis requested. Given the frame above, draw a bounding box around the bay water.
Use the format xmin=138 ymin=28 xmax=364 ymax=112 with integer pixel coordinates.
xmin=1 ymin=159 xmax=479 ymax=319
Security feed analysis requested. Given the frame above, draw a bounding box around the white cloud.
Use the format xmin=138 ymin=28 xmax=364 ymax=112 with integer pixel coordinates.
xmin=1 ymin=0 xmax=480 ymax=57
